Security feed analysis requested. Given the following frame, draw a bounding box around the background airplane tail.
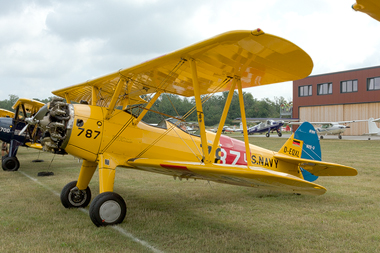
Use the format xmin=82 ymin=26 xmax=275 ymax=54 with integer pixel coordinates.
xmin=279 ymin=122 xmax=321 ymax=182
xmin=368 ymin=118 xmax=380 ymax=134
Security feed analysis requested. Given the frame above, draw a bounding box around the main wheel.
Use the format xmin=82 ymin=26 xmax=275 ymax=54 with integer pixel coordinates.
xmin=339 ymin=135 xmax=342 ymax=139
xmin=89 ymin=192 xmax=127 ymax=227
xmin=2 ymin=156 xmax=20 ymax=171
xmin=266 ymin=132 xmax=270 ymax=137
xmin=61 ymin=181 xmax=91 ymax=208
xmin=278 ymin=132 xmax=282 ymax=137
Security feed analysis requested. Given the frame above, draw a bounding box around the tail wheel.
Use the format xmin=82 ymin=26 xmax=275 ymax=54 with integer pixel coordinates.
xmin=2 ymin=156 xmax=20 ymax=171
xmin=89 ymin=192 xmax=127 ymax=227
xmin=61 ymin=181 xmax=91 ymax=208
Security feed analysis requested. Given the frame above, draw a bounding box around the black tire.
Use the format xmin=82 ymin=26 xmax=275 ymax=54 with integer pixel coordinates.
xmin=339 ymin=135 xmax=342 ymax=139
xmin=320 ymin=136 xmax=324 ymax=140
xmin=2 ymin=156 xmax=20 ymax=171
xmin=89 ymin=192 xmax=127 ymax=227
xmin=266 ymin=133 xmax=270 ymax=137
xmin=278 ymin=132 xmax=282 ymax=137
xmin=61 ymin=181 xmax=91 ymax=208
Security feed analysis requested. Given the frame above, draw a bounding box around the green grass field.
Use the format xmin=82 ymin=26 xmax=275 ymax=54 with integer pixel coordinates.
xmin=1 ymin=137 xmax=379 ymax=253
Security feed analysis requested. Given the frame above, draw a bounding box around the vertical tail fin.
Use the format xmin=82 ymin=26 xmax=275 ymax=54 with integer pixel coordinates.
xmin=279 ymin=122 xmax=321 ymax=182
xmin=368 ymin=118 xmax=380 ymax=135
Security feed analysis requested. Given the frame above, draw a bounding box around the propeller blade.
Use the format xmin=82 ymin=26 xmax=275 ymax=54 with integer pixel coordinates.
xmin=34 ymin=104 xmax=48 ymax=120
xmin=19 ymin=104 xmax=48 ymax=136
xmin=19 ymin=124 xmax=28 ymax=135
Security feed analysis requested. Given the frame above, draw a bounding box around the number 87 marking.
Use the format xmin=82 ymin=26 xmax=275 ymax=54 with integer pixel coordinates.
xmin=77 ymin=127 xmax=101 ymax=139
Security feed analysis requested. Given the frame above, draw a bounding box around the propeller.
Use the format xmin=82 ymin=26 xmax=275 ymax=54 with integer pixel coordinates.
xmin=19 ymin=104 xmax=49 ymax=135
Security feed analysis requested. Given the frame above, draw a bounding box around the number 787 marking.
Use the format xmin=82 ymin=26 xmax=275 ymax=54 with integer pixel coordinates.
xmin=77 ymin=128 xmax=101 ymax=139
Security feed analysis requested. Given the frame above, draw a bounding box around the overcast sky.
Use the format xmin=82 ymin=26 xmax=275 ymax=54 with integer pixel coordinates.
xmin=0 ymin=0 xmax=379 ymax=102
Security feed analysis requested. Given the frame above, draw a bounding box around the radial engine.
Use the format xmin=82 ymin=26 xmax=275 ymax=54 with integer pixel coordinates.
xmin=39 ymin=97 xmax=73 ymax=154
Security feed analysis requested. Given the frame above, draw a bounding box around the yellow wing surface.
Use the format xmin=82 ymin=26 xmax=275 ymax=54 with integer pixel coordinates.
xmin=0 ymin=109 xmax=14 ymax=118
xmin=274 ymin=153 xmax=358 ymax=176
xmin=24 ymin=142 xmax=43 ymax=150
xmin=12 ymin=98 xmax=45 ymax=114
xmin=353 ymin=0 xmax=380 ymax=22
xmin=127 ymin=158 xmax=326 ymax=196
xmin=53 ymin=29 xmax=313 ymax=107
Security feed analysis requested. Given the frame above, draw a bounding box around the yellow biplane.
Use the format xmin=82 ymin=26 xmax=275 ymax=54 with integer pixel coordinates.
xmin=352 ymin=0 xmax=380 ymax=22
xmin=0 ymin=98 xmax=44 ymax=170
xmin=0 ymin=108 xmax=15 ymax=118
xmin=27 ymin=29 xmax=357 ymax=226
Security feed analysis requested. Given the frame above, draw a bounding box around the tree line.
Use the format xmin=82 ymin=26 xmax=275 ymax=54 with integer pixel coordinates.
xmin=0 ymin=92 xmax=289 ymax=127
xmin=137 ymin=91 xmax=288 ymax=126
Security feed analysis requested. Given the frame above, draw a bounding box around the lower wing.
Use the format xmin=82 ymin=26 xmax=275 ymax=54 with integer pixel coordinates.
xmin=24 ymin=142 xmax=43 ymax=150
xmin=127 ymin=158 xmax=326 ymax=196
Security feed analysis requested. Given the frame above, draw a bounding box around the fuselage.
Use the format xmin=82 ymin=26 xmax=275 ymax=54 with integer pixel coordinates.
xmin=0 ymin=117 xmax=28 ymax=144
xmin=247 ymin=121 xmax=284 ymax=134
xmin=316 ymin=124 xmax=346 ymax=135
xmin=49 ymin=104 xmax=289 ymax=175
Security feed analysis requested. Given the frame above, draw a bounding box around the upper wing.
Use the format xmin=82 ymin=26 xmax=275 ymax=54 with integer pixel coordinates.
xmin=274 ymin=153 xmax=357 ymax=176
xmin=0 ymin=109 xmax=14 ymax=118
xmin=53 ymin=29 xmax=313 ymax=108
xmin=127 ymin=158 xmax=326 ymax=196
xmin=290 ymin=122 xmax=330 ymax=126
xmin=12 ymin=98 xmax=45 ymax=114
xmin=336 ymin=120 xmax=368 ymax=124
xmin=291 ymin=120 xmax=366 ymax=125
xmin=353 ymin=0 xmax=380 ymax=22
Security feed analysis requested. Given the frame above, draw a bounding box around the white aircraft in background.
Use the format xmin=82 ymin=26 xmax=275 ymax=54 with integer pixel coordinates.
xmin=222 ymin=122 xmax=243 ymax=133
xmin=363 ymin=118 xmax=380 ymax=136
xmin=292 ymin=120 xmax=366 ymax=139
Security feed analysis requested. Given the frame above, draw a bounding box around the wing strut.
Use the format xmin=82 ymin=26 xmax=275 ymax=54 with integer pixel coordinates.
xmin=190 ymin=59 xmax=209 ymax=162
xmin=237 ymin=78 xmax=252 ymax=166
xmin=64 ymin=93 xmax=71 ymax=104
xmin=91 ymin=86 xmax=98 ymax=106
xmin=133 ymin=91 xmax=162 ymax=125
xmin=208 ymin=78 xmax=237 ymax=163
xmin=106 ymin=78 xmax=126 ymax=120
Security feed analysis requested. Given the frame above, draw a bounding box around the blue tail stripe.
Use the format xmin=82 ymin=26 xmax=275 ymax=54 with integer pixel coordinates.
xmin=294 ymin=122 xmax=321 ymax=182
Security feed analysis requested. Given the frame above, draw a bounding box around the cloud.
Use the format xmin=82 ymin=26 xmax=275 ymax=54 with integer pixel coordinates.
xmin=0 ymin=0 xmax=379 ymax=101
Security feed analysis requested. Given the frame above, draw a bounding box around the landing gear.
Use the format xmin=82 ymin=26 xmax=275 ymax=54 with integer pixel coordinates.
xmin=2 ymin=140 xmax=21 ymax=171
xmin=320 ymin=136 xmax=324 ymax=140
xmin=338 ymin=135 xmax=342 ymax=139
xmin=61 ymin=181 xmax=92 ymax=208
xmin=89 ymin=192 xmax=127 ymax=227
xmin=2 ymin=156 xmax=20 ymax=171
xmin=277 ymin=132 xmax=282 ymax=137
xmin=266 ymin=132 xmax=270 ymax=137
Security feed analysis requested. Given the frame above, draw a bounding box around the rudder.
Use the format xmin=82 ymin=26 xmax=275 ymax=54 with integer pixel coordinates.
xmin=279 ymin=122 xmax=321 ymax=182
xmin=368 ymin=118 xmax=380 ymax=134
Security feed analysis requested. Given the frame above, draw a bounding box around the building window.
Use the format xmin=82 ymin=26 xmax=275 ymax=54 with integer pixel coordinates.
xmin=317 ymin=82 xmax=332 ymax=95
xmin=299 ymin=85 xmax=312 ymax=97
xmin=341 ymin=80 xmax=358 ymax=93
xmin=368 ymin=77 xmax=380 ymax=91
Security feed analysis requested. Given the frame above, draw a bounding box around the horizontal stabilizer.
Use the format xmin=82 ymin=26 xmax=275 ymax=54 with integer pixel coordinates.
xmin=274 ymin=153 xmax=357 ymax=176
xmin=128 ymin=158 xmax=326 ymax=196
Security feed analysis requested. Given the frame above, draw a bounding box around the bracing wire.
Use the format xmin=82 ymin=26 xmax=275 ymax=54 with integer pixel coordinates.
xmin=101 ymin=59 xmax=187 ymax=153
xmin=135 ymin=76 xmax=233 ymax=159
